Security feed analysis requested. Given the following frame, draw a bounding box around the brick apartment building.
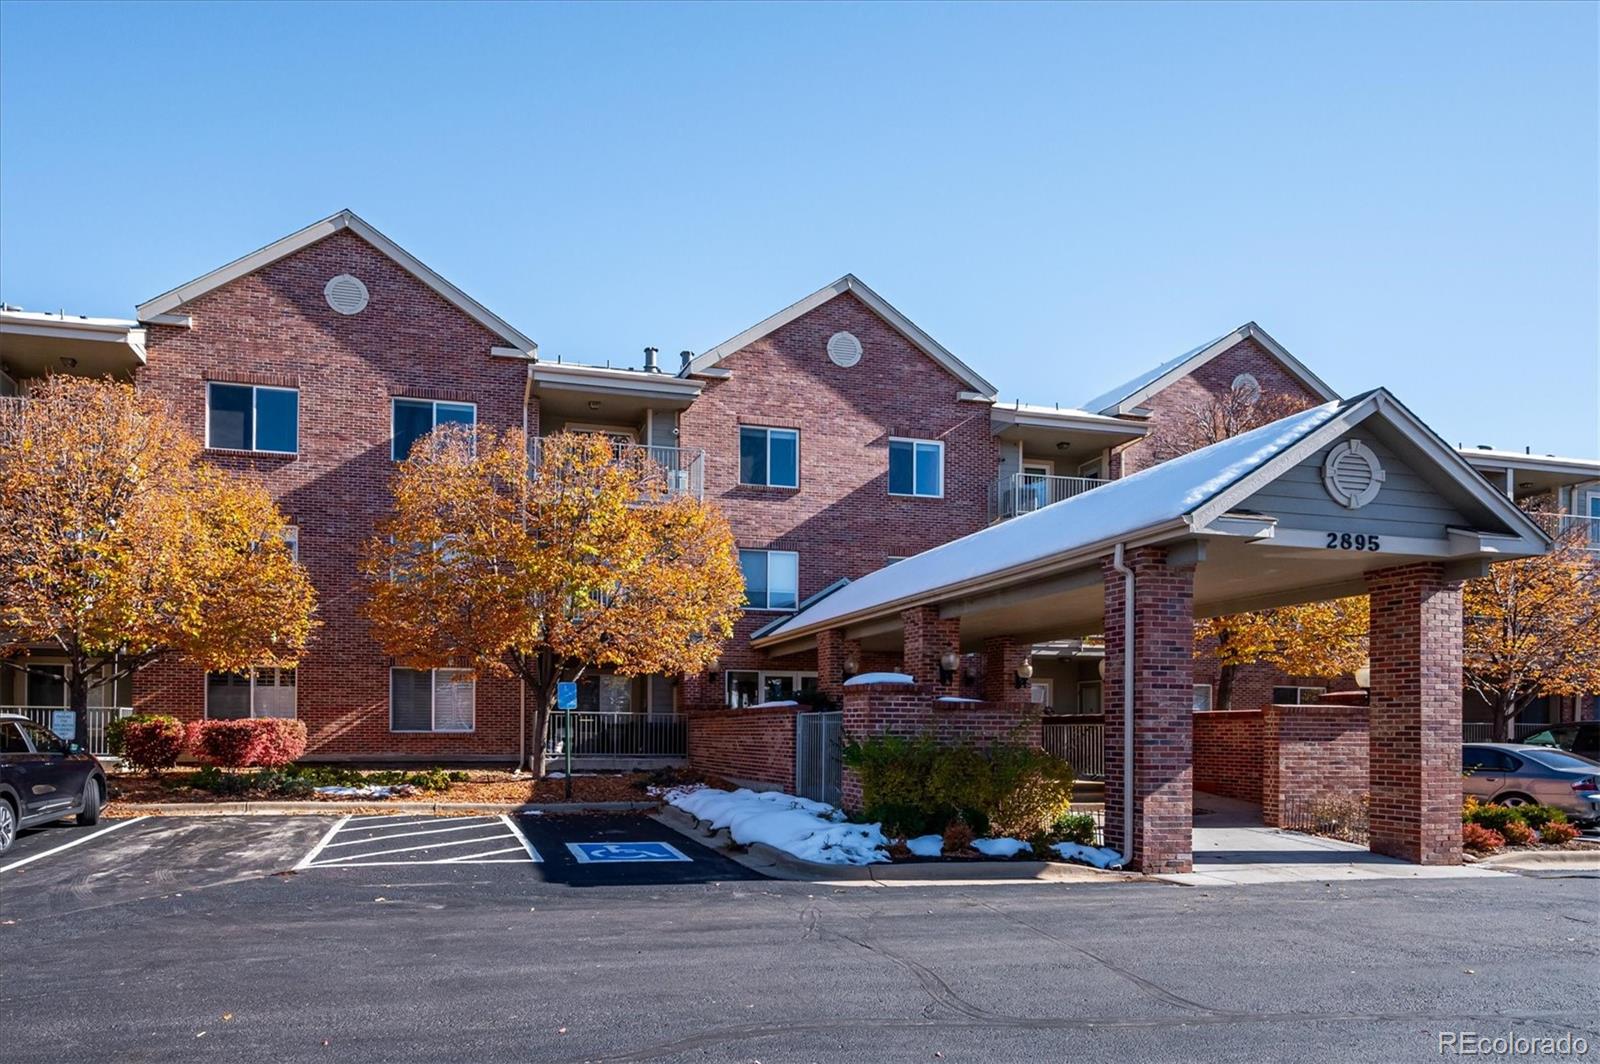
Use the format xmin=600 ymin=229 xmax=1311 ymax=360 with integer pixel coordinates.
xmin=2 ymin=209 xmax=1596 ymax=771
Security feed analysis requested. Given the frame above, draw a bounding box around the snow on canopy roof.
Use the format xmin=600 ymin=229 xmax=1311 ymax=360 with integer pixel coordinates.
xmin=762 ymin=397 xmax=1352 ymax=642
xmin=1075 ymin=333 xmax=1228 ymax=415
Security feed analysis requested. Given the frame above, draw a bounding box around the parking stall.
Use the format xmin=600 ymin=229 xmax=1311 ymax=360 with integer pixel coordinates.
xmin=294 ymin=814 xmax=541 ymax=870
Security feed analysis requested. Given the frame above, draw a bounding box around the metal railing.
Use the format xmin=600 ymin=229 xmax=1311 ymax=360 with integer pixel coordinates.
xmin=1041 ymin=721 xmax=1105 ymax=780
xmin=2 ymin=706 xmax=134 ymax=756
xmin=990 ymin=473 xmax=1107 ymax=521
xmin=529 ymin=436 xmax=705 ymax=500
xmin=795 ymin=710 xmax=842 ymax=806
xmin=1280 ymin=794 xmax=1369 ymax=845
xmin=543 ymin=711 xmax=687 ymax=760
xmin=1530 ymin=511 xmax=1600 ymax=550
xmin=1463 ymin=721 xmax=1563 ymax=743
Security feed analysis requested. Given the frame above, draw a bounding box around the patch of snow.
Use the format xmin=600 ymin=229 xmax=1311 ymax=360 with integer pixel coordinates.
xmin=748 ymin=700 xmax=799 ymax=708
xmin=664 ymin=787 xmax=888 ymax=866
xmin=972 ymin=837 xmax=1032 ymax=858
xmin=1053 ymin=842 xmax=1125 ymax=869
xmin=315 ymin=785 xmax=402 ymax=798
xmin=906 ymin=834 xmax=943 ymax=857
xmin=843 ymin=672 xmax=914 ymax=686
xmin=936 ymin=696 xmax=983 ymax=704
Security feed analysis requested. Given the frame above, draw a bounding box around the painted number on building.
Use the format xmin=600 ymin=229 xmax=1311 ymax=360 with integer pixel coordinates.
xmin=565 ymin=841 xmax=691 ymax=864
xmin=1325 ymin=532 xmax=1381 ymax=551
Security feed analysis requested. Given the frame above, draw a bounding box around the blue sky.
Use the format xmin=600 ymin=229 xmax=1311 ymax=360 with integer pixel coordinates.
xmin=2 ymin=1 xmax=1596 ymax=455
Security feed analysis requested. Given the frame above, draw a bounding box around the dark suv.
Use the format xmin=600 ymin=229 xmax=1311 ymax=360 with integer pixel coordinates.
xmin=0 ymin=714 xmax=107 ymax=855
xmin=1522 ymin=722 xmax=1600 ymax=761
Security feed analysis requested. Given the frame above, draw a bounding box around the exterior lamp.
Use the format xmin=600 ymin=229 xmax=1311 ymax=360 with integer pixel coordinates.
xmin=939 ymin=651 xmax=961 ymax=684
xmin=1354 ymin=664 xmax=1371 ymax=689
xmin=1014 ymin=660 xmax=1035 ymax=690
xmin=842 ymin=655 xmax=859 ymax=683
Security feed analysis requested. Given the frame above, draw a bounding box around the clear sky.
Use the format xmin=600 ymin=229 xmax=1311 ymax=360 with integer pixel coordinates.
xmin=2 ymin=1 xmax=1596 ymax=456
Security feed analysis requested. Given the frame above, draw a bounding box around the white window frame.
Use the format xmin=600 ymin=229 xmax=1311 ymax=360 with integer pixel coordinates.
xmin=1078 ymin=455 xmax=1106 ymax=480
xmin=391 ymin=397 xmax=478 ymax=462
xmin=1192 ymin=684 xmax=1214 ymax=712
xmin=1029 ymin=678 xmax=1053 ymax=708
xmin=739 ymin=548 xmax=800 ymax=612
xmin=205 ymin=382 xmax=299 ymax=455
xmin=888 ymin=437 xmax=944 ymax=498
xmin=725 ymin=670 xmax=818 ymax=707
xmin=388 ymin=667 xmax=477 ymax=733
xmin=1271 ymin=685 xmax=1326 ymax=706
xmin=204 ymin=667 xmax=298 ymax=720
xmin=738 ymin=426 xmax=800 ymax=488
xmin=283 ymin=526 xmax=299 ymax=562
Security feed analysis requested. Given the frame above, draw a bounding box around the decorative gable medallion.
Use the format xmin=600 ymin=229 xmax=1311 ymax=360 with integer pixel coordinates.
xmin=826 ymin=331 xmax=862 ymax=368
xmin=1323 ymin=439 xmax=1386 ymax=509
xmin=324 ymin=274 xmax=370 ymax=315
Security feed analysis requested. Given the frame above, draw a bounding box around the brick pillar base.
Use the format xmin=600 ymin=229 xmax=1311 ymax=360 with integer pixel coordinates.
xmin=816 ymin=629 xmax=861 ymax=706
xmin=1102 ymin=546 xmax=1196 ymax=874
xmin=1366 ymin=563 xmax=1464 ymax=865
xmin=901 ymin=605 xmax=960 ymax=698
xmin=980 ymin=637 xmax=1033 ymax=705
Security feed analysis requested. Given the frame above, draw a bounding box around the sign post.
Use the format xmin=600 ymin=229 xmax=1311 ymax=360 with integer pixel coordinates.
xmin=556 ymin=681 xmax=578 ymax=801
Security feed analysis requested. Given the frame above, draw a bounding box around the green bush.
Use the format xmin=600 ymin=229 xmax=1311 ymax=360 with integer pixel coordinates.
xmin=842 ymin=733 xmax=945 ymax=836
xmin=1051 ymin=811 xmax=1099 ymax=846
xmin=1518 ymin=804 xmax=1567 ymax=831
xmin=985 ymin=744 xmax=1075 ymax=838
xmin=1462 ymin=801 xmax=1522 ymax=834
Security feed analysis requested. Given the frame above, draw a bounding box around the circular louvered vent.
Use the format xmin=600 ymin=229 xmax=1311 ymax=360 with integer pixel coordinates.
xmin=1322 ymin=439 xmax=1387 ymax=509
xmin=324 ymin=274 xmax=370 ymax=315
xmin=1232 ymin=372 xmax=1261 ymax=401
xmin=827 ymin=331 xmax=863 ymax=368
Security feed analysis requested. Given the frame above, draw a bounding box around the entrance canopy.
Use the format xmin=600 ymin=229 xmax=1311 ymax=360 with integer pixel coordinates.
xmin=754 ymin=388 xmax=1549 ymax=655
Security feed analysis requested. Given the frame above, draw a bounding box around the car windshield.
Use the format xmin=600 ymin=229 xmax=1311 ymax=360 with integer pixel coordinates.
xmin=1522 ymin=748 xmax=1600 ymax=772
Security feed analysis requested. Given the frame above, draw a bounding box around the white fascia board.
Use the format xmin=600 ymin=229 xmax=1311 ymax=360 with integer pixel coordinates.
xmin=1104 ymin=322 xmax=1339 ymax=416
xmin=134 ymin=210 xmax=538 ymax=355
xmin=532 ymin=362 xmax=703 ymax=400
xmin=990 ymin=404 xmax=1151 ymax=437
xmin=686 ymin=274 xmax=997 ymax=396
xmin=1459 ymin=448 xmax=1600 ymax=479
xmin=0 ymin=313 xmax=149 ymax=365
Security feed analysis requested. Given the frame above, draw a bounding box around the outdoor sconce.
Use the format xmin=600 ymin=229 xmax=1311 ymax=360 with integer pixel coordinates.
xmin=1097 ymin=658 xmax=1107 ymax=680
xmin=939 ymin=651 xmax=961 ymax=684
xmin=1354 ymin=664 xmax=1371 ymax=689
xmin=842 ymin=655 xmax=859 ymax=683
xmin=1014 ymin=660 xmax=1035 ymax=690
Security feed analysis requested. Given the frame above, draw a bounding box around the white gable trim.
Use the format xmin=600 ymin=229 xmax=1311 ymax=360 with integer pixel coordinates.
xmin=135 ymin=210 xmax=538 ymax=355
xmin=1100 ymin=322 xmax=1338 ymax=416
xmin=685 ymin=274 xmax=996 ymax=396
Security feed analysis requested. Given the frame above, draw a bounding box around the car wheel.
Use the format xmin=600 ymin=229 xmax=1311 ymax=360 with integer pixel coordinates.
xmin=1495 ymin=793 xmax=1535 ymax=809
xmin=0 ymin=799 xmax=16 ymax=855
xmin=76 ymin=778 xmax=102 ymax=826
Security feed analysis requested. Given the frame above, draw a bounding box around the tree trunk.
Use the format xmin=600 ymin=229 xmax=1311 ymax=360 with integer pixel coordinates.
xmin=529 ymin=680 xmax=554 ymax=778
xmin=1495 ymin=693 xmax=1523 ymax=743
xmin=68 ymin=662 xmax=90 ymax=749
xmin=1216 ymin=664 xmax=1237 ymax=712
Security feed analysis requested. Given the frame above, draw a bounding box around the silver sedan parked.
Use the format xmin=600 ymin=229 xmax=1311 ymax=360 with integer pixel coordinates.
xmin=1462 ymin=743 xmax=1600 ymax=824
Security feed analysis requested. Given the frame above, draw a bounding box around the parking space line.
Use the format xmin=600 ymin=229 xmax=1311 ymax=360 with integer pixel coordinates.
xmin=324 ymin=820 xmax=502 ymax=847
xmin=339 ymin=816 xmax=462 ymax=831
xmin=292 ymin=815 xmax=351 ymax=871
xmin=0 ymin=816 xmax=150 ymax=874
xmin=440 ymin=845 xmax=527 ymax=862
xmin=313 ymin=830 xmax=522 ymax=865
xmin=501 ymin=815 xmax=542 ymax=862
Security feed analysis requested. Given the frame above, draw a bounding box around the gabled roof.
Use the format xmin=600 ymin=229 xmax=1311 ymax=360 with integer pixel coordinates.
xmin=1078 ymin=322 xmax=1338 ymax=416
xmin=135 ymin=210 xmax=538 ymax=356
xmin=683 ymin=274 xmax=996 ymax=396
xmin=753 ymin=387 xmax=1548 ymax=649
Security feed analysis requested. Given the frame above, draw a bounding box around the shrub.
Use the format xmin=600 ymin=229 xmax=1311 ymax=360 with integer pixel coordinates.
xmin=842 ymin=733 xmax=944 ymax=836
xmin=187 ymin=718 xmax=308 ymax=769
xmin=927 ymin=743 xmax=995 ymax=826
xmin=1518 ymin=804 xmax=1567 ymax=831
xmin=1051 ymin=811 xmax=1099 ymax=846
xmin=1462 ymin=822 xmax=1505 ymax=854
xmin=108 ymin=714 xmax=187 ymax=774
xmin=1499 ymin=819 xmax=1535 ymax=846
xmin=1539 ymin=821 xmax=1580 ymax=846
xmin=985 ymin=745 xmax=1075 ymax=838
xmin=1461 ymin=801 xmax=1523 ymax=834
xmin=941 ymin=817 xmax=976 ymax=855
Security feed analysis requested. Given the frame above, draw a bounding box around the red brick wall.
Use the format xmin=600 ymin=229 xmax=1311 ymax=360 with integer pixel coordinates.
xmin=132 ymin=228 xmax=533 ymax=760
xmin=1193 ymin=710 xmax=1262 ymax=803
xmin=677 ymin=291 xmax=994 ymax=708
xmin=686 ymin=705 xmax=798 ymax=790
xmin=1260 ymin=704 xmax=1369 ymax=826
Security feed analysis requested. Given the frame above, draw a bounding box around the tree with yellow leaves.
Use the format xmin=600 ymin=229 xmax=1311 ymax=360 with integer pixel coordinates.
xmin=1199 ymin=598 xmax=1369 ymax=709
xmin=1464 ymin=520 xmax=1600 ymax=740
xmin=361 ymin=428 xmax=744 ymax=775
xmin=0 ymin=377 xmax=317 ymax=745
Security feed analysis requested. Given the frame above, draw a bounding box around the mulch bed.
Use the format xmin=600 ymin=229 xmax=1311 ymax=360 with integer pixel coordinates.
xmin=108 ymin=768 xmax=704 ymax=806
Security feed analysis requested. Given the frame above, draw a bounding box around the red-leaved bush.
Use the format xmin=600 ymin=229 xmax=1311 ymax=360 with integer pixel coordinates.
xmin=1538 ymin=821 xmax=1580 ymax=846
xmin=1461 ymin=822 xmax=1505 ymax=855
xmin=186 ymin=718 xmax=307 ymax=769
xmin=110 ymin=715 xmax=188 ymax=774
xmin=1499 ymin=819 xmax=1536 ymax=847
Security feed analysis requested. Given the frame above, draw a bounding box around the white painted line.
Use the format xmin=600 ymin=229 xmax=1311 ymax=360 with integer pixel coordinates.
xmin=311 ymin=831 xmax=521 ymax=865
xmin=440 ymin=845 xmax=529 ymax=863
xmin=292 ymin=815 xmax=351 ymax=871
xmin=0 ymin=816 xmax=151 ymax=874
xmin=500 ymin=815 xmax=542 ymax=863
xmin=315 ymin=859 xmax=536 ymax=867
xmin=339 ymin=816 xmax=458 ymax=830
xmin=325 ymin=821 xmax=506 ymax=847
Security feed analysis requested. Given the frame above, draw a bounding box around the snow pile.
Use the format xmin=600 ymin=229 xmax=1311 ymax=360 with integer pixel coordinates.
xmin=843 ymin=672 xmax=914 ymax=686
xmin=935 ymin=696 xmax=983 ymax=704
xmin=748 ymin=700 xmax=799 ymax=708
xmin=1053 ymin=842 xmax=1125 ymax=869
xmin=315 ymin=785 xmax=404 ymax=799
xmin=665 ymin=787 xmax=889 ymax=865
xmin=972 ymin=837 xmax=1032 ymax=858
xmin=905 ymin=834 xmax=943 ymax=857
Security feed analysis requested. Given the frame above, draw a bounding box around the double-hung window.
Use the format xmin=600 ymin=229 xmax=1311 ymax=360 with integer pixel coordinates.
xmin=390 ymin=667 xmax=476 ymax=732
xmin=739 ymin=549 xmax=799 ymax=611
xmin=205 ymin=667 xmax=297 ymax=719
xmin=888 ymin=437 xmax=943 ymax=497
xmin=739 ymin=426 xmax=799 ymax=488
xmin=207 ymin=383 xmax=299 ymax=454
xmin=392 ymin=398 xmax=476 ymax=461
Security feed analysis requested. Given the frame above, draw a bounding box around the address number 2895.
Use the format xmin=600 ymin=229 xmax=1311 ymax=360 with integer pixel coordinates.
xmin=1326 ymin=532 xmax=1381 ymax=551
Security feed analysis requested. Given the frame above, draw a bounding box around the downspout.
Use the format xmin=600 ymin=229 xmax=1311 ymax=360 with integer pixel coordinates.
xmin=519 ymin=363 xmax=532 ymax=772
xmin=1112 ymin=542 xmax=1133 ymax=863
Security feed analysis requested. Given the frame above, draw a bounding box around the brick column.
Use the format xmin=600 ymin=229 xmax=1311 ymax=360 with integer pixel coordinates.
xmin=980 ymin=637 xmax=1033 ymax=705
xmin=816 ymin=628 xmax=861 ymax=705
xmin=901 ymin=605 xmax=960 ymax=697
xmin=1101 ymin=547 xmax=1196 ymax=874
xmin=1365 ymin=563 xmax=1464 ymax=865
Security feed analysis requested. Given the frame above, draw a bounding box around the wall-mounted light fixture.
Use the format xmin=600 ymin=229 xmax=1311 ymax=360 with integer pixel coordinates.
xmin=842 ymin=655 xmax=859 ymax=683
xmin=939 ymin=651 xmax=961 ymax=684
xmin=1354 ymin=664 xmax=1371 ymax=689
xmin=1014 ymin=659 xmax=1035 ymax=690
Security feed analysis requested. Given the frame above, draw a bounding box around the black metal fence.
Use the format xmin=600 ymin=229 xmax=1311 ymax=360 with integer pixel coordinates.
xmin=1280 ymin=794 xmax=1370 ymax=845
xmin=543 ymin=712 xmax=687 ymax=760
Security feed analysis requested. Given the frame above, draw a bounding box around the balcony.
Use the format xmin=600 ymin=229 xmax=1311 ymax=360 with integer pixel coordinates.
xmin=990 ymin=472 xmax=1107 ymax=521
xmin=1530 ymin=511 xmax=1600 ymax=551
xmin=529 ymin=436 xmax=706 ymax=500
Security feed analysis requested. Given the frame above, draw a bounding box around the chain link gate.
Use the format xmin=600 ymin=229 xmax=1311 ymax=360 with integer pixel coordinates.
xmin=794 ymin=710 xmax=842 ymax=806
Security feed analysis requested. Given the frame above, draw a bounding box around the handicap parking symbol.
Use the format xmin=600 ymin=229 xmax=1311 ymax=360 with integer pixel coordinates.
xmin=566 ymin=841 xmax=691 ymax=864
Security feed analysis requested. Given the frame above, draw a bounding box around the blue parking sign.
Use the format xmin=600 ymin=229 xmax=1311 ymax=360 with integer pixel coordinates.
xmin=556 ymin=682 xmax=578 ymax=711
xmin=566 ymin=841 xmax=690 ymax=864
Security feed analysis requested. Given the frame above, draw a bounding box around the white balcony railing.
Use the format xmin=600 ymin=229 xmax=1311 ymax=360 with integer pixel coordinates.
xmin=1532 ymin=511 xmax=1600 ymax=551
xmin=990 ymin=472 xmax=1107 ymax=521
xmin=528 ymin=437 xmax=705 ymax=500
xmin=2 ymin=706 xmax=134 ymax=756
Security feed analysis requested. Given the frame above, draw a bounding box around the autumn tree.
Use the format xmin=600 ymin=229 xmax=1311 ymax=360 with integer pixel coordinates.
xmin=1464 ymin=519 xmax=1600 ymax=740
xmin=0 ymin=377 xmax=318 ymax=744
xmin=361 ymin=428 xmax=744 ymax=775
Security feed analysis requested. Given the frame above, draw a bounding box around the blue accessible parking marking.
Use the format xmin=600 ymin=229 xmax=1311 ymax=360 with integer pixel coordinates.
xmin=565 ymin=841 xmax=691 ymax=864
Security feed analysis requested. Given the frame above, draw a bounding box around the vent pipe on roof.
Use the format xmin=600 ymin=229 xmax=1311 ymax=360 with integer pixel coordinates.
xmin=679 ymin=350 xmax=693 ymax=372
xmin=643 ymin=347 xmax=661 ymax=373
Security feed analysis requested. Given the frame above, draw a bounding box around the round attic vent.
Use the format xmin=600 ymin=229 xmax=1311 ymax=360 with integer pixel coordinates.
xmin=324 ymin=274 xmax=370 ymax=315
xmin=1322 ymin=439 xmax=1387 ymax=509
xmin=1232 ymin=372 xmax=1261 ymax=401
xmin=827 ymin=331 xmax=863 ymax=368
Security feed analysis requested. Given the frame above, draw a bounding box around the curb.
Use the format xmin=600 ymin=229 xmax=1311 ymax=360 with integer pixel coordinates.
xmin=107 ymin=800 xmax=660 ymax=817
xmin=1474 ymin=849 xmax=1600 ymax=870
